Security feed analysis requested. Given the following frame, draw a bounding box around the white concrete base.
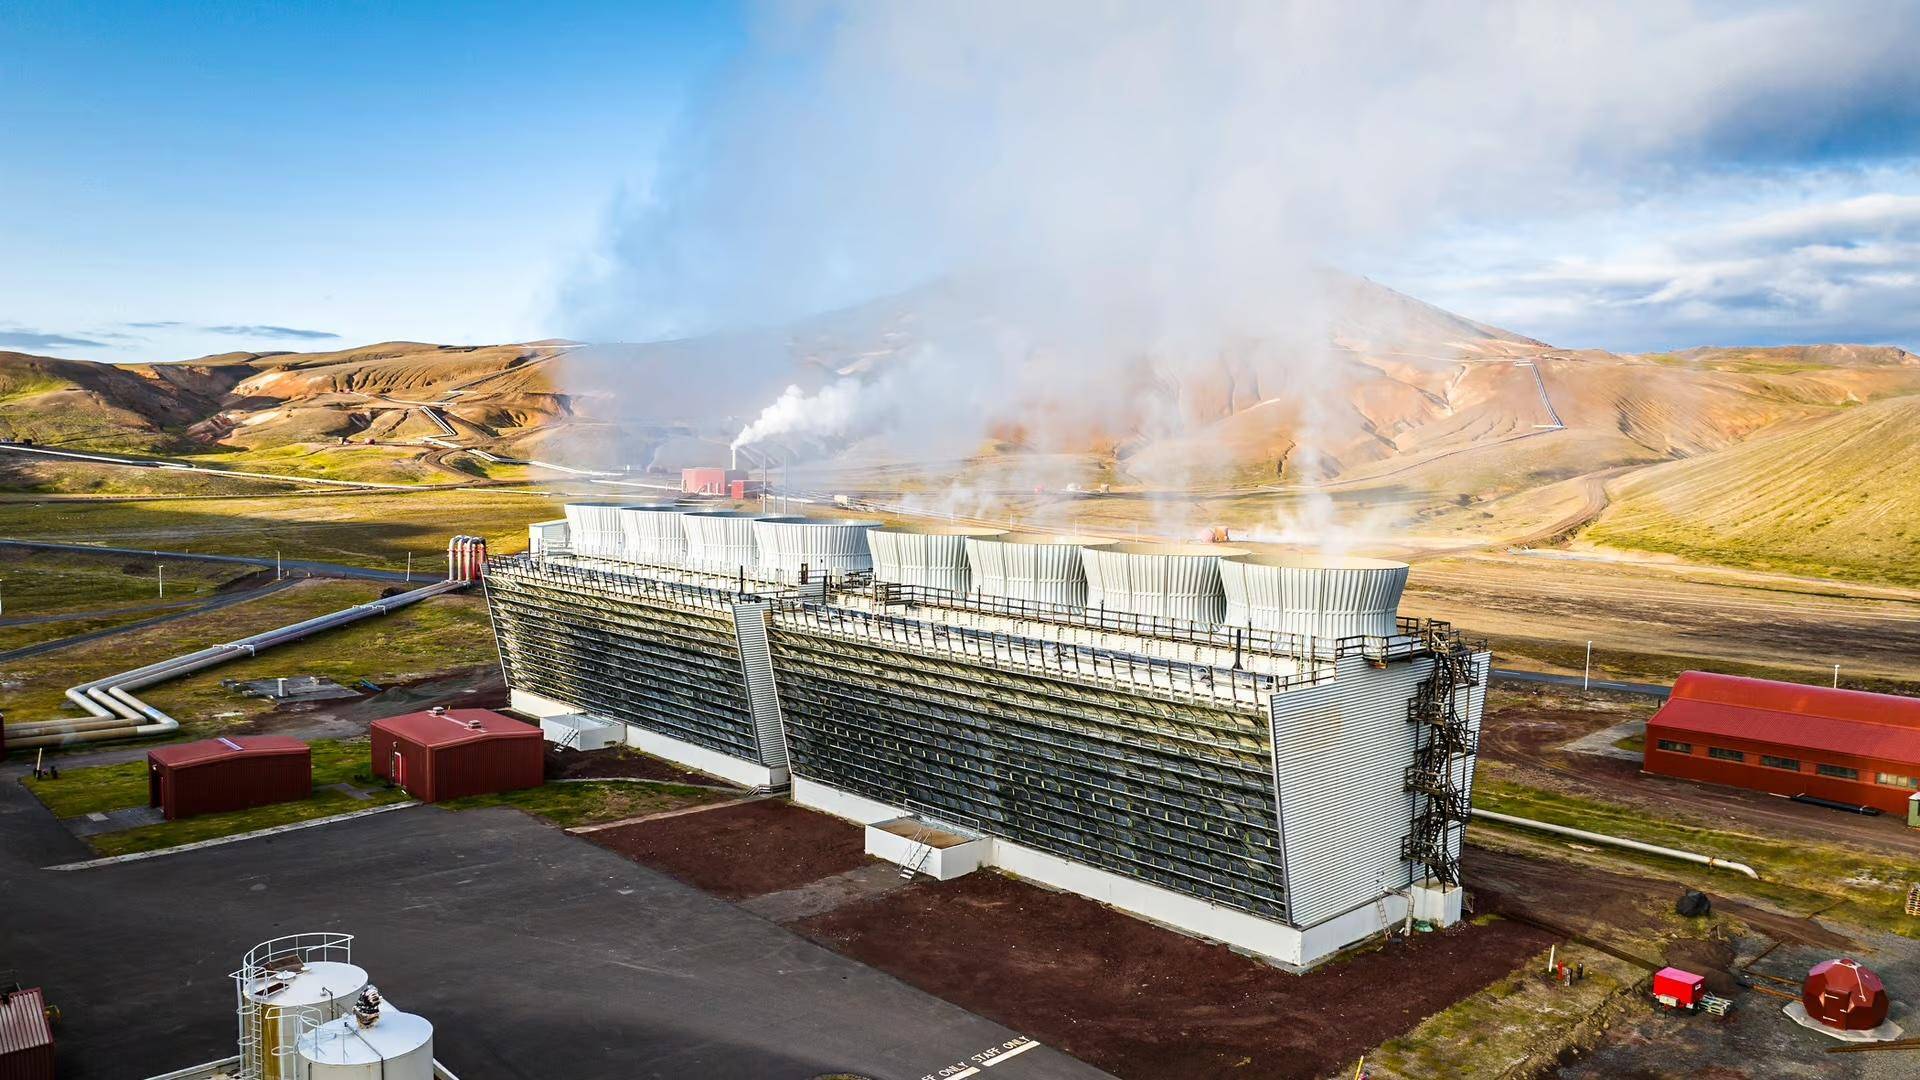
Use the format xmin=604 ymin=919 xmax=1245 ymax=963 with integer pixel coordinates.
xmin=1411 ymin=879 xmax=1463 ymax=926
xmin=792 ymin=775 xmax=1405 ymax=969
xmin=1783 ymin=1001 xmax=1905 ymax=1042
xmin=537 ymin=713 xmax=625 ymax=751
xmin=508 ymin=689 xmax=788 ymax=790
xmin=865 ymin=818 xmax=989 ymax=880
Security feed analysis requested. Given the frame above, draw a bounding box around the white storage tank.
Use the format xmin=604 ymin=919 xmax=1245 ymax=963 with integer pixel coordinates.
xmin=750 ymin=516 xmax=879 ymax=581
xmin=616 ymin=505 xmax=689 ymax=564
xmin=963 ymin=533 xmax=1112 ymax=608
xmin=1080 ymin=542 xmax=1247 ymax=625
xmin=680 ymin=511 xmax=768 ymax=572
xmin=295 ymin=999 xmax=434 ymax=1080
xmin=561 ymin=502 xmax=632 ymax=560
xmin=868 ymin=526 xmax=1005 ymax=593
xmin=1219 ymin=553 xmax=1410 ymax=640
xmin=234 ymin=935 xmax=369 ymax=1080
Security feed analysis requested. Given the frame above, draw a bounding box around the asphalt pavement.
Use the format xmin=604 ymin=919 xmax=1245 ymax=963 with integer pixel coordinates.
xmin=0 ymin=775 xmax=1109 ymax=1080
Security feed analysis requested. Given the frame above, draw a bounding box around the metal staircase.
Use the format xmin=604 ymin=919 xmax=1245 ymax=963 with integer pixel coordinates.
xmin=730 ymin=601 xmax=789 ymax=770
xmin=1401 ymin=623 xmax=1480 ymax=887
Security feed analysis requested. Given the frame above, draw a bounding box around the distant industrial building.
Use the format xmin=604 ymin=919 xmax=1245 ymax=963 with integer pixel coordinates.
xmin=147 ymin=736 xmax=311 ymax=821
xmin=1644 ymin=672 xmax=1920 ymax=817
xmin=481 ymin=505 xmax=1488 ymax=968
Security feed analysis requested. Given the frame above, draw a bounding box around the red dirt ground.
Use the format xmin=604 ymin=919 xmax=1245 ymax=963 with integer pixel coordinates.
xmin=584 ymin=799 xmax=871 ymax=900
xmin=791 ymin=872 xmax=1557 ymax=1080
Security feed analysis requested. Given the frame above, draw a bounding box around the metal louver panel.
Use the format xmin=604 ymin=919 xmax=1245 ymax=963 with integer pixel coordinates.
xmin=868 ymin=527 xmax=1003 ymax=592
xmin=617 ymin=506 xmax=689 ymax=563
xmin=964 ymin=534 xmax=1107 ymax=607
xmin=681 ymin=512 xmax=765 ymax=573
xmin=731 ymin=601 xmax=789 ymax=767
xmin=1080 ymin=543 xmax=1245 ymax=624
xmin=1222 ymin=556 xmax=1409 ymax=639
xmin=750 ymin=518 xmax=877 ymax=581
xmin=563 ymin=503 xmax=631 ymax=560
xmin=1267 ymin=654 xmax=1432 ymax=926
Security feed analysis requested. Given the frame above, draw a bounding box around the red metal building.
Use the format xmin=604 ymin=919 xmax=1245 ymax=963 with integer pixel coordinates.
xmin=0 ymin=986 xmax=56 ymax=1080
xmin=681 ymin=467 xmax=745 ymax=495
xmin=1643 ymin=672 xmax=1920 ymax=814
xmin=370 ymin=708 xmax=543 ymax=803
xmin=148 ymin=736 xmax=312 ymax=821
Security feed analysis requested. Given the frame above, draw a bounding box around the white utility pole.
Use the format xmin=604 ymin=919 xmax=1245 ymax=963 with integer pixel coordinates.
xmin=0 ymin=577 xmax=6 ymax=616
xmin=276 ymin=549 xmax=283 ymax=580
xmin=1833 ymin=664 xmax=1841 ymax=688
xmin=158 ymin=564 xmax=165 ymax=598
xmin=1583 ymin=641 xmax=1593 ymax=691
xmin=406 ymin=551 xmax=413 ymax=582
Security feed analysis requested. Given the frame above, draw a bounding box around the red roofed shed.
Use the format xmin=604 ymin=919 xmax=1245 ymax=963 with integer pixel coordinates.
xmin=1644 ymin=672 xmax=1920 ymax=813
xmin=371 ymin=708 xmax=543 ymax=803
xmin=148 ymin=736 xmax=311 ymax=821
xmin=0 ymin=985 xmax=55 ymax=1080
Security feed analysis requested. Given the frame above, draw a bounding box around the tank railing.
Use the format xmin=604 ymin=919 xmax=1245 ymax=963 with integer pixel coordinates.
xmin=493 ymin=554 xmax=764 ymax=611
xmin=773 ymin=599 xmax=1284 ymax=709
xmin=231 ymin=932 xmax=355 ymax=1080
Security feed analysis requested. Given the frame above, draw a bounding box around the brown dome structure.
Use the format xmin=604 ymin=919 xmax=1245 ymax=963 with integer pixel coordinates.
xmin=1802 ymin=958 xmax=1890 ymax=1031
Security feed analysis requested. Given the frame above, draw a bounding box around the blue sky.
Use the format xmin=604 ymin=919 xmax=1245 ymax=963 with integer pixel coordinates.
xmin=4 ymin=2 xmax=1919 ymax=364
xmin=0 ymin=1 xmax=740 ymax=361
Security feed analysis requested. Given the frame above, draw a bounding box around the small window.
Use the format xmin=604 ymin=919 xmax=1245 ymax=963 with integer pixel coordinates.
xmin=1707 ymin=747 xmax=1745 ymax=762
xmin=1816 ymin=764 xmax=1859 ymax=780
xmin=1656 ymin=739 xmax=1692 ymax=754
xmin=1876 ymin=772 xmax=1920 ymax=790
xmin=1761 ymin=755 xmax=1800 ymax=771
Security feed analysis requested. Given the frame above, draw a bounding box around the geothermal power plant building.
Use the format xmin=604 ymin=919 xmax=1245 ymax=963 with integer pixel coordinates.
xmin=485 ymin=505 xmax=1487 ymax=968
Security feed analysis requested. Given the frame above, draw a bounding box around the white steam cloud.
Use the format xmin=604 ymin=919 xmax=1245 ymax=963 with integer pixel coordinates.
xmin=561 ymin=0 xmax=1920 ymax=540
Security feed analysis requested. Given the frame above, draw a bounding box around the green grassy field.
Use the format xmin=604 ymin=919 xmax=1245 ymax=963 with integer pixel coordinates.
xmin=1473 ymin=778 xmax=1920 ymax=940
xmin=21 ymin=738 xmax=411 ymax=855
xmin=0 ymin=486 xmax=564 ymax=571
xmin=440 ymin=780 xmax=734 ymax=828
xmin=1587 ymin=394 xmax=1920 ymax=588
xmin=0 ymin=547 xmax=260 ymax=652
xmin=4 ymin=579 xmax=382 ymax=724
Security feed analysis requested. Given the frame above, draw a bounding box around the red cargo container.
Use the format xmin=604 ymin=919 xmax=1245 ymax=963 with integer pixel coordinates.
xmin=370 ymin=708 xmax=543 ymax=803
xmin=1643 ymin=672 xmax=1920 ymax=814
xmin=1652 ymin=967 xmax=1705 ymax=1009
xmin=148 ymin=736 xmax=312 ymax=821
xmin=0 ymin=985 xmax=55 ymax=1080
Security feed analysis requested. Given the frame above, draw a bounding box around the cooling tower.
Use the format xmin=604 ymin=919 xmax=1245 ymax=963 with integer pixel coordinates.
xmin=616 ymin=505 xmax=689 ymax=564
xmin=1218 ymin=554 xmax=1410 ymax=640
xmin=562 ymin=502 xmax=633 ymax=560
xmin=1079 ymin=542 xmax=1248 ymax=625
xmin=750 ymin=517 xmax=879 ymax=580
xmin=680 ymin=511 xmax=768 ymax=572
xmin=964 ymin=533 xmax=1112 ymax=607
xmin=868 ymin=526 xmax=1007 ymax=593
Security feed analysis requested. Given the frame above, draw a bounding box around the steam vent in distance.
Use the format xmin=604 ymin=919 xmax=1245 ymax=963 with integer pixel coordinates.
xmin=485 ymin=502 xmax=1489 ymax=967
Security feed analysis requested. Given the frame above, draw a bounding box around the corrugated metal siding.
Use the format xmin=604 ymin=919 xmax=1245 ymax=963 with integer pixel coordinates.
xmin=680 ymin=513 xmax=765 ymax=572
xmin=1644 ymin=726 xmax=1917 ymax=813
xmin=965 ymin=538 xmax=1090 ymax=606
xmin=616 ymin=506 xmax=688 ymax=563
xmin=150 ymin=749 xmax=312 ymax=821
xmin=563 ymin=503 xmax=630 ymax=560
xmin=1268 ymin=655 xmax=1430 ymax=926
xmin=0 ymin=986 xmax=55 ymax=1080
xmin=1079 ymin=547 xmax=1233 ymax=624
xmin=750 ymin=519 xmax=877 ymax=580
xmin=868 ymin=531 xmax=977 ymax=593
xmin=1221 ymin=561 xmax=1407 ymax=639
xmin=731 ymin=601 xmax=789 ymax=767
xmin=372 ymin=725 xmax=541 ymax=803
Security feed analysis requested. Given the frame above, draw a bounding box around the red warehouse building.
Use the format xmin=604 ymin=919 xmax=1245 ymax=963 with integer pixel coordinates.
xmin=148 ymin=736 xmax=312 ymax=821
xmin=371 ymin=708 xmax=544 ymax=803
xmin=1644 ymin=672 xmax=1920 ymax=814
xmin=681 ymin=467 xmax=745 ymax=495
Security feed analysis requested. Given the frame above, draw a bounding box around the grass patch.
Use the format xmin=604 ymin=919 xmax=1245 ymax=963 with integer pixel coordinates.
xmin=22 ymin=738 xmax=412 ymax=855
xmin=439 ymin=780 xmax=732 ymax=829
xmin=1485 ymin=632 xmax=1920 ymax=697
xmin=1613 ymin=733 xmax=1645 ymax=753
xmin=1473 ymin=778 xmax=1920 ymax=939
xmin=0 ymin=487 xmax=563 ymax=571
xmin=0 ymin=546 xmax=251 ymax=616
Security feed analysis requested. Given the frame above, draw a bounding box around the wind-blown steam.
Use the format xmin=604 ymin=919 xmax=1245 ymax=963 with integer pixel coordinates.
xmin=561 ymin=1 xmax=1920 ymax=541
